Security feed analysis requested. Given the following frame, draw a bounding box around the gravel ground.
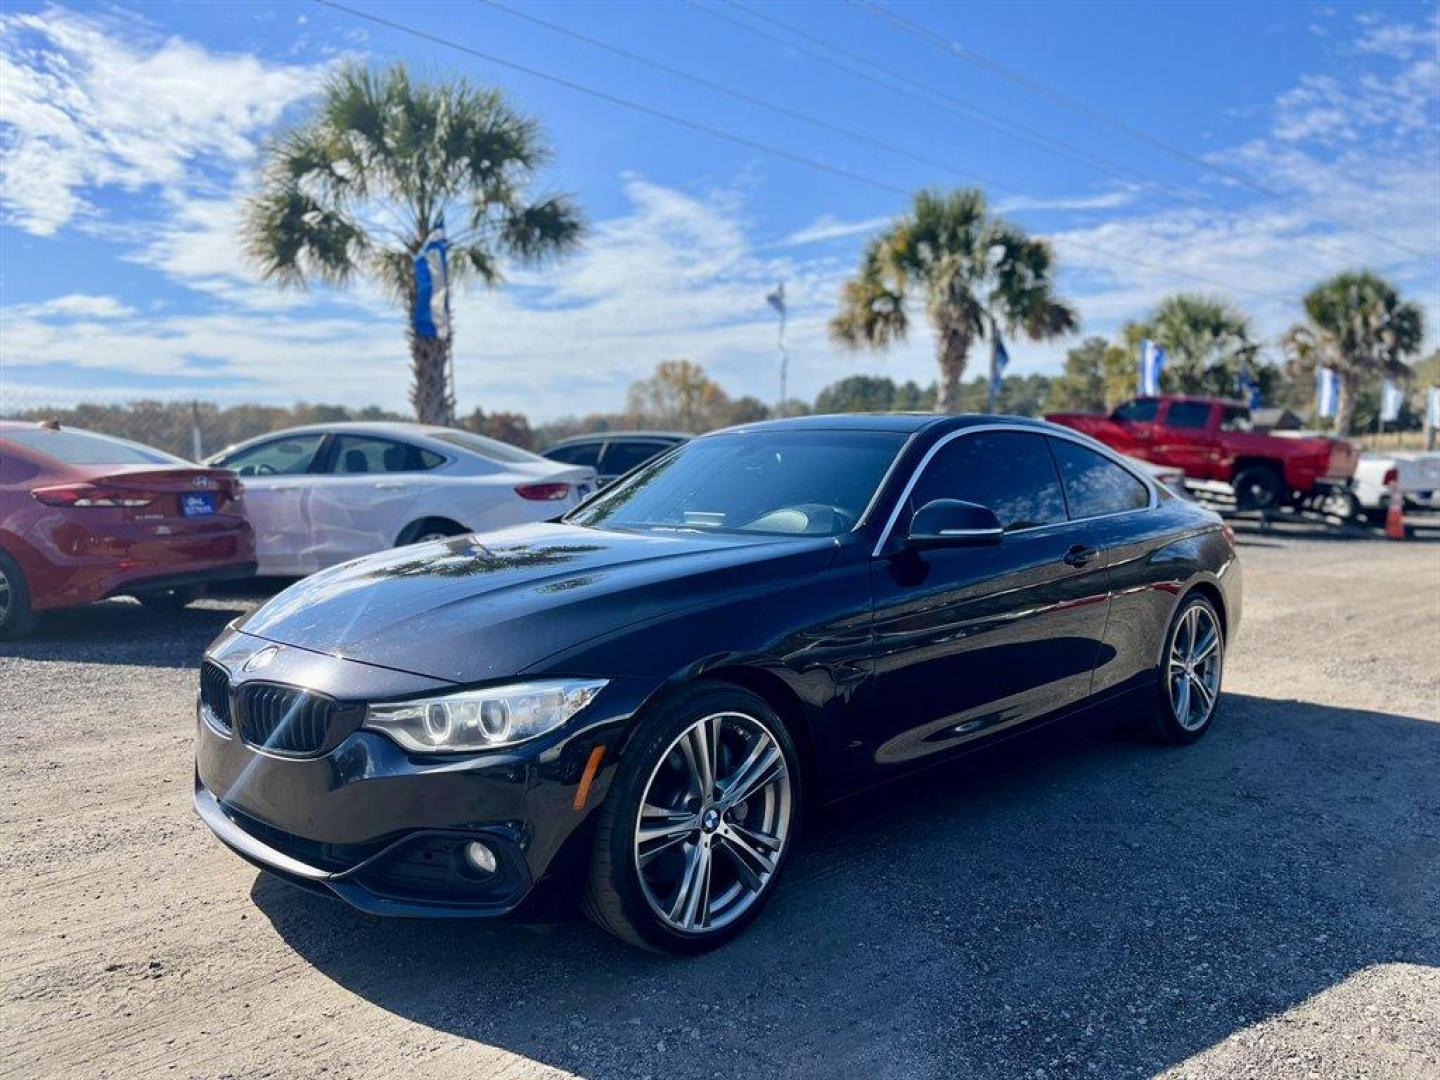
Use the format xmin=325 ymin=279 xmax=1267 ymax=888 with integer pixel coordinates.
xmin=2 ymin=521 xmax=1437 ymax=1079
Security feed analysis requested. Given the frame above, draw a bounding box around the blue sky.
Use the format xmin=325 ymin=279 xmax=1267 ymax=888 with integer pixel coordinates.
xmin=1 ymin=0 xmax=1436 ymax=419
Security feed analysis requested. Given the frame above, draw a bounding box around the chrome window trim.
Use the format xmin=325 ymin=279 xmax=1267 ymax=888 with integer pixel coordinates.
xmin=871 ymin=422 xmax=1160 ymax=557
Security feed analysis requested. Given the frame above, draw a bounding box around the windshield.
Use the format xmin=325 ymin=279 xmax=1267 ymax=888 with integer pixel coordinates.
xmin=565 ymin=429 xmax=907 ymax=537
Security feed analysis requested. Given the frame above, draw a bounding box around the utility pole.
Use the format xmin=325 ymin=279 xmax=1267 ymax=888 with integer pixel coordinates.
xmin=767 ymin=283 xmax=788 ymax=417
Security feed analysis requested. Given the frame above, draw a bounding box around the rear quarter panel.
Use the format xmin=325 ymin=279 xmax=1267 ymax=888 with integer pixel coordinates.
xmin=1091 ymin=500 xmax=1240 ymax=699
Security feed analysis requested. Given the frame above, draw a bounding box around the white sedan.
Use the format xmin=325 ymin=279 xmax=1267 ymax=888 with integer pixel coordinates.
xmin=206 ymin=422 xmax=596 ymax=576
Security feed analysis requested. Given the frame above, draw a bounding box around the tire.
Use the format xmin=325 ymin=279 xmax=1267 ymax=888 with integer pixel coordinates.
xmin=1232 ymin=465 xmax=1284 ymax=512
xmin=0 ymin=549 xmax=38 ymax=641
xmin=1144 ymin=593 xmax=1225 ymax=745
xmin=136 ymin=585 xmax=203 ymax=612
xmin=582 ymin=680 xmax=802 ymax=954
xmin=397 ymin=518 xmax=467 ymax=545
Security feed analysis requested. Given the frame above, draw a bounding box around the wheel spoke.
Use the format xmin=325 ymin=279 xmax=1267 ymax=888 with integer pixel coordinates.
xmin=718 ymin=740 xmax=782 ymax=811
xmin=1190 ymin=673 xmax=1215 ymax=710
xmin=679 ymin=719 xmax=717 ymax=800
xmin=637 ymin=804 xmax=696 ymax=865
xmin=1173 ymin=674 xmax=1191 ymax=723
xmin=1192 ymin=627 xmax=1219 ymax=663
xmin=670 ymin=841 xmax=712 ymax=929
xmin=720 ymin=825 xmax=779 ymax=883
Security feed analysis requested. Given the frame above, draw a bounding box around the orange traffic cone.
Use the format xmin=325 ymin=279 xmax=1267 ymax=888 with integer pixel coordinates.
xmin=1384 ymin=488 xmax=1407 ymax=541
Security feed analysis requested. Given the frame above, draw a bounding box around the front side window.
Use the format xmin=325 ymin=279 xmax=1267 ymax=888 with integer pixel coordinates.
xmin=908 ymin=431 xmax=1066 ymax=531
xmin=1049 ymin=438 xmax=1151 ymax=519
xmin=1164 ymin=401 xmax=1213 ymax=429
xmin=217 ymin=434 xmax=325 ymax=476
xmin=566 ymin=429 xmax=907 ymax=537
xmin=1112 ymin=399 xmax=1160 ymax=423
xmin=329 ymin=435 xmax=442 ymax=474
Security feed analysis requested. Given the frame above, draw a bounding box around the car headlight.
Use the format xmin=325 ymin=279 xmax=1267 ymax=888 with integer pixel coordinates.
xmin=363 ymin=679 xmax=607 ymax=752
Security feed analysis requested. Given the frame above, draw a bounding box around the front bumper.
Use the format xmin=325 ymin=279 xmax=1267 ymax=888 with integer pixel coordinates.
xmin=193 ymin=628 xmax=652 ymax=918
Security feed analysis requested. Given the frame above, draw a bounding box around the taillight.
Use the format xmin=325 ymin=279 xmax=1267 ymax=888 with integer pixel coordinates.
xmin=33 ymin=484 xmax=153 ymax=508
xmin=514 ymin=482 xmax=572 ymax=501
xmin=1382 ymin=467 xmax=1398 ymax=487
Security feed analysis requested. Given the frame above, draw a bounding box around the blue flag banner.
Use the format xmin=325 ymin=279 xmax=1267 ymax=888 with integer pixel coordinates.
xmin=1138 ymin=339 xmax=1166 ymax=396
xmin=413 ymin=217 xmax=450 ymax=340
xmin=991 ymin=334 xmax=1010 ymax=400
xmin=1429 ymin=386 xmax=1440 ymax=429
xmin=1379 ymin=378 xmax=1404 ymax=423
xmin=1316 ymin=367 xmax=1341 ymax=418
xmin=1237 ymin=369 xmax=1262 ymax=409
xmin=766 ymin=283 xmax=786 ymax=317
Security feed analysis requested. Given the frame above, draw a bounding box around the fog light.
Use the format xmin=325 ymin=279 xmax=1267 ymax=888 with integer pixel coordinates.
xmin=463 ymin=841 xmax=497 ymax=875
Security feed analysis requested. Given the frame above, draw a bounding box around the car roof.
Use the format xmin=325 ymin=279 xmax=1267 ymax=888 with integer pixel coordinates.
xmin=546 ymin=430 xmax=691 ymax=447
xmin=717 ymin=412 xmax=1060 ymax=435
xmin=236 ymin=421 xmax=458 ymax=439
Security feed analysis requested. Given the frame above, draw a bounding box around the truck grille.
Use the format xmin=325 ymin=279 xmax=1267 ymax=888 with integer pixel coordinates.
xmin=199 ymin=661 xmax=231 ymax=730
xmin=237 ymin=683 xmax=335 ymax=756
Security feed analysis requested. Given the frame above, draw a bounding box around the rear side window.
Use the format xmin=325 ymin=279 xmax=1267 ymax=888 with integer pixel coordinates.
xmin=545 ymin=442 xmax=602 ymax=468
xmin=599 ymin=440 xmax=670 ymax=476
xmin=1220 ymin=406 xmax=1253 ymax=432
xmin=1049 ymin=438 xmax=1151 ymax=519
xmin=217 ymin=434 xmax=324 ymax=476
xmin=1113 ymin=399 xmax=1159 ymax=423
xmin=430 ymin=430 xmax=543 ymax=464
xmin=3 ymin=428 xmax=185 ymax=465
xmin=909 ymin=431 xmax=1066 ymax=531
xmin=329 ymin=435 xmax=443 ymax=474
xmin=1164 ymin=402 xmax=1213 ymax=428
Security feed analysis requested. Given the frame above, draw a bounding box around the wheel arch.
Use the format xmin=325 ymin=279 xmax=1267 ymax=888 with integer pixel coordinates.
xmin=395 ymin=516 xmax=469 ymax=546
xmin=1180 ymin=579 xmax=1228 ymax=640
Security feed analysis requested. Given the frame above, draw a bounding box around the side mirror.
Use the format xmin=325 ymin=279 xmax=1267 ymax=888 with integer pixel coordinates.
xmin=905 ymin=499 xmax=1003 ymax=548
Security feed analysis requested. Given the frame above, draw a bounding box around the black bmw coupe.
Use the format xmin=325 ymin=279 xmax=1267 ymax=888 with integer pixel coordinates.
xmin=195 ymin=413 xmax=1240 ymax=953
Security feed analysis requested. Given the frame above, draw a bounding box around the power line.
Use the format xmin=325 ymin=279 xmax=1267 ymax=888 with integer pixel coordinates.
xmin=704 ymin=0 xmax=1421 ymax=278
xmin=314 ymin=0 xmax=908 ymax=198
xmin=850 ymin=0 xmax=1433 ymax=261
xmin=479 ymin=0 xmax=999 ymax=190
xmin=703 ymin=0 xmax=1211 ymax=208
xmin=314 ymin=0 xmax=1292 ymax=303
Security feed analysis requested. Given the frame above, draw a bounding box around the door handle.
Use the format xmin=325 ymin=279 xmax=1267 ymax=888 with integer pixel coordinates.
xmin=271 ymin=485 xmax=298 ymax=492
xmin=374 ymin=481 xmax=407 ymax=490
xmin=1063 ymin=545 xmax=1099 ymax=568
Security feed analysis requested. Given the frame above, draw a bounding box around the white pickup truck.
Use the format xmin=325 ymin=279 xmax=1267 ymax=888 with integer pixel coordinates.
xmin=1353 ymin=451 xmax=1440 ymax=520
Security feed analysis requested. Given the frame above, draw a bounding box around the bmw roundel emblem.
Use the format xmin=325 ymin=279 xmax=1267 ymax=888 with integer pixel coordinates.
xmin=242 ymin=646 xmax=280 ymax=672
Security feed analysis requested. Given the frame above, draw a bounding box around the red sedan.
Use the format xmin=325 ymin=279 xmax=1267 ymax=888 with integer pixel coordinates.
xmin=0 ymin=422 xmax=256 ymax=639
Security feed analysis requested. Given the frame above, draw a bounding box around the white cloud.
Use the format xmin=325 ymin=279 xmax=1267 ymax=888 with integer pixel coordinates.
xmin=0 ymin=5 xmax=323 ymax=235
xmin=997 ymin=190 xmax=1136 ymax=213
xmin=7 ymin=293 xmax=136 ymax=320
xmin=780 ymin=214 xmax=893 ymax=246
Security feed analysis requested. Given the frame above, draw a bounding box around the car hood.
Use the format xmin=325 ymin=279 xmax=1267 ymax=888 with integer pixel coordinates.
xmin=237 ymin=522 xmax=838 ymax=682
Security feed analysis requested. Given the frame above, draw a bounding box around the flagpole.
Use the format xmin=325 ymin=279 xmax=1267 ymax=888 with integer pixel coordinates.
xmin=767 ymin=283 xmax=787 ymax=417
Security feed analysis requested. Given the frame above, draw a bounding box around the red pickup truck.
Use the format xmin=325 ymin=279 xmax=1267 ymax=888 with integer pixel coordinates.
xmin=1047 ymin=395 xmax=1358 ymax=513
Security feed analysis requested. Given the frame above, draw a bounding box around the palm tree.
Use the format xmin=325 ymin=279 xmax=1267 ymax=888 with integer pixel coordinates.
xmin=1129 ymin=294 xmax=1256 ymax=396
xmin=1285 ymin=271 xmax=1425 ymax=434
xmin=830 ymin=188 xmax=1077 ymax=412
xmin=244 ymin=63 xmax=584 ymax=423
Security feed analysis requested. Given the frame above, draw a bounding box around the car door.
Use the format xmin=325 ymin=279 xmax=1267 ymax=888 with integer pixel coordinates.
xmin=860 ymin=429 xmax=1113 ymax=774
xmin=1046 ymin=435 xmax=1164 ymax=698
xmin=1151 ymin=400 xmax=1220 ymax=477
xmin=304 ymin=435 xmax=441 ymax=567
xmin=214 ymin=433 xmax=326 ymax=575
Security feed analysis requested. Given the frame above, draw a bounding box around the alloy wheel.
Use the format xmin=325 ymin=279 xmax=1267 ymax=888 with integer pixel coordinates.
xmin=1168 ymin=605 xmax=1222 ymax=731
xmin=0 ymin=565 xmax=11 ymax=623
xmin=633 ymin=711 xmax=792 ymax=934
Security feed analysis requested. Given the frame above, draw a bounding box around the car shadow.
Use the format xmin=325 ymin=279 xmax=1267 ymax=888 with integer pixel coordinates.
xmin=249 ymin=693 xmax=1440 ymax=1078
xmin=0 ymin=592 xmax=272 ymax=667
